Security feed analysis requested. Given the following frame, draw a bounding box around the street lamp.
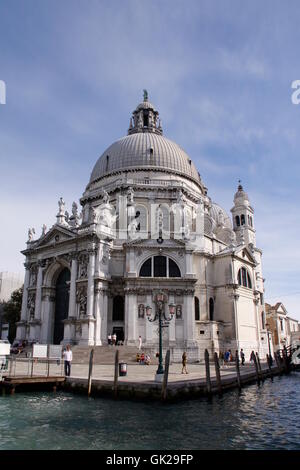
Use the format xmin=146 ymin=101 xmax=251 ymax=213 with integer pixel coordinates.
xmin=146 ymin=292 xmax=176 ymax=376
xmin=265 ymin=322 xmax=273 ymax=365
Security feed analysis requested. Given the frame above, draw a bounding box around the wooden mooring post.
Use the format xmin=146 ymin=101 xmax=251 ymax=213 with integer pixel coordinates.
xmin=204 ymin=349 xmax=212 ymax=395
xmin=114 ymin=350 xmax=119 ymax=399
xmin=252 ymin=351 xmax=260 ymax=385
xmin=161 ymin=350 xmax=170 ymax=401
xmin=266 ymin=354 xmax=273 ymax=379
xmin=274 ymin=351 xmax=282 ymax=375
xmin=256 ymin=353 xmax=263 ymax=382
xmin=214 ymin=352 xmax=222 ymax=396
xmin=282 ymin=349 xmax=289 ymax=374
xmin=235 ymin=350 xmax=242 ymax=391
xmin=87 ymin=349 xmax=94 ymax=397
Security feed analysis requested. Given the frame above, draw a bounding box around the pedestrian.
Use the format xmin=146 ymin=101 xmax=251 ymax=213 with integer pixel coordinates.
xmin=108 ymin=334 xmax=112 ymax=345
xmin=224 ymin=349 xmax=230 ymax=367
xmin=181 ymin=351 xmax=188 ymax=374
xmin=138 ymin=335 xmax=142 ymax=350
xmin=112 ymin=333 xmax=117 ymax=346
xmin=139 ymin=352 xmax=145 ymax=364
xmin=63 ymin=344 xmax=72 ymax=377
xmin=240 ymin=349 xmax=245 ymax=365
xmin=229 ymin=349 xmax=232 ymax=362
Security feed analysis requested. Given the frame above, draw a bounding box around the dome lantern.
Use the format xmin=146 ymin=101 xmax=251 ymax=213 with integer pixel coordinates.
xmin=128 ymin=90 xmax=163 ymax=136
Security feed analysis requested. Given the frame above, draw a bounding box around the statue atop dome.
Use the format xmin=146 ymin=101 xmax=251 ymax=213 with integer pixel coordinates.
xmin=143 ymin=89 xmax=148 ymax=101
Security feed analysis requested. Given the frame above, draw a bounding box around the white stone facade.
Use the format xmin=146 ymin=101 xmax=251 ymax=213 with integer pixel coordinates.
xmin=16 ymin=94 xmax=269 ymax=361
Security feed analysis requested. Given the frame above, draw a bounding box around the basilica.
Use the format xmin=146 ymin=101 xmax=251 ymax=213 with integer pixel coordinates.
xmin=16 ymin=92 xmax=268 ymax=361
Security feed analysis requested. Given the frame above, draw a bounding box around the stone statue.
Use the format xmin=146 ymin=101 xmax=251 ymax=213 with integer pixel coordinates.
xmin=143 ymin=89 xmax=148 ymax=101
xmin=176 ymin=189 xmax=184 ymax=205
xmin=41 ymin=224 xmax=47 ymax=236
xmin=127 ymin=187 xmax=134 ymax=204
xmin=65 ymin=211 xmax=69 ymax=223
xmin=100 ymin=189 xmax=109 ymax=204
xmin=72 ymin=202 xmax=78 ymax=217
xmin=27 ymin=228 xmax=35 ymax=242
xmin=91 ymin=206 xmax=98 ymax=223
xmin=58 ymin=197 xmax=65 ymax=214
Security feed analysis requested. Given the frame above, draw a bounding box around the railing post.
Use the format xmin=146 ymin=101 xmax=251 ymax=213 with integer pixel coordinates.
xmin=162 ymin=350 xmax=170 ymax=401
xmin=214 ymin=352 xmax=222 ymax=396
xmin=204 ymin=349 xmax=212 ymax=396
xmin=31 ymin=358 xmax=34 ymax=377
xmin=235 ymin=350 xmax=242 ymax=391
xmin=114 ymin=350 xmax=119 ymax=399
xmin=87 ymin=349 xmax=94 ymax=397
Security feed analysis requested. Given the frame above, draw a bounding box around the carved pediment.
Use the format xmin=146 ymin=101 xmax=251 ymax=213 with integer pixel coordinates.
xmin=34 ymin=225 xmax=76 ymax=249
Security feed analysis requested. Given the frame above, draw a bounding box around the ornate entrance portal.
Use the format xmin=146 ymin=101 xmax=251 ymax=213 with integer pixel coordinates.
xmin=53 ymin=268 xmax=70 ymax=344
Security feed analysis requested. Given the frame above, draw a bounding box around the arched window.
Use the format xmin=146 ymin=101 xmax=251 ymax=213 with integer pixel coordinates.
xmin=195 ymin=297 xmax=200 ymax=321
xmin=250 ymin=216 xmax=253 ymax=227
xmin=241 ymin=214 xmax=245 ymax=225
xmin=209 ymin=298 xmax=214 ymax=321
xmin=235 ymin=215 xmax=240 ymax=227
xmin=139 ymin=256 xmax=181 ymax=278
xmin=237 ymin=267 xmax=252 ymax=288
xmin=169 ymin=258 xmax=181 ymax=277
xmin=140 ymin=258 xmax=151 ymax=277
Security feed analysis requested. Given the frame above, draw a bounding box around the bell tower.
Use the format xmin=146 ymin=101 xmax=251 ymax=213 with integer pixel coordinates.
xmin=231 ymin=181 xmax=256 ymax=246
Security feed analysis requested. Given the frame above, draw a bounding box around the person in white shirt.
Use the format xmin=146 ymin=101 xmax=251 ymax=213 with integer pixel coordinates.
xmin=138 ymin=336 xmax=142 ymax=350
xmin=63 ymin=344 xmax=72 ymax=377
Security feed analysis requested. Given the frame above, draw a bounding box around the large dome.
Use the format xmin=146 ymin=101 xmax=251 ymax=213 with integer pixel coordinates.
xmin=89 ymin=92 xmax=201 ymax=187
xmin=89 ymin=132 xmax=201 ymax=185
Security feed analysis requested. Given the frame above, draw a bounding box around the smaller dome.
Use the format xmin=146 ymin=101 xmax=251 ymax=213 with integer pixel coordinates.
xmin=210 ymin=202 xmax=232 ymax=230
xmin=136 ymin=100 xmax=157 ymax=112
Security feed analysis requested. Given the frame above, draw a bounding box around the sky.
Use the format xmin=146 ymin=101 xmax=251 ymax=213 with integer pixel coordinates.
xmin=0 ymin=0 xmax=300 ymax=319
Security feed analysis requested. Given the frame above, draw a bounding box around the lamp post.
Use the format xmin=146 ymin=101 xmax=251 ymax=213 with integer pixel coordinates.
xmin=146 ymin=292 xmax=175 ymax=376
xmin=265 ymin=322 xmax=273 ymax=365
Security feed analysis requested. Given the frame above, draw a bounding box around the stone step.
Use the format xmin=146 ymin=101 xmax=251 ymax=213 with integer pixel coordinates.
xmin=71 ymin=345 xmax=140 ymax=364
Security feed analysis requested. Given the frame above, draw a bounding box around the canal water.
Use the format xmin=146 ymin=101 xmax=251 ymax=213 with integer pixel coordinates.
xmin=1 ymin=373 xmax=300 ymax=450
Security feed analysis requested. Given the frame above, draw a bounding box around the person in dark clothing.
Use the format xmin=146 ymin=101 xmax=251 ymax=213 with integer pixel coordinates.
xmin=240 ymin=349 xmax=245 ymax=365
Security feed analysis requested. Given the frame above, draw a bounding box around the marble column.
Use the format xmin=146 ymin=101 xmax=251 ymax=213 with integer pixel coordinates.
xmin=20 ymin=262 xmax=30 ymax=321
xmin=68 ymin=255 xmax=78 ymax=318
xmin=86 ymin=248 xmax=96 ymax=317
xmin=34 ymin=261 xmax=44 ymax=320
xmin=184 ymin=290 xmax=196 ymax=346
xmin=168 ymin=293 xmax=176 ymax=344
xmin=125 ymin=291 xmax=137 ymax=345
xmin=101 ymin=290 xmax=108 ymax=343
xmin=94 ymin=286 xmax=102 ymax=345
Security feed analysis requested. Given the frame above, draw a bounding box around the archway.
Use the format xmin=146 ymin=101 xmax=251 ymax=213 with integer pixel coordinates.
xmin=53 ymin=268 xmax=70 ymax=344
